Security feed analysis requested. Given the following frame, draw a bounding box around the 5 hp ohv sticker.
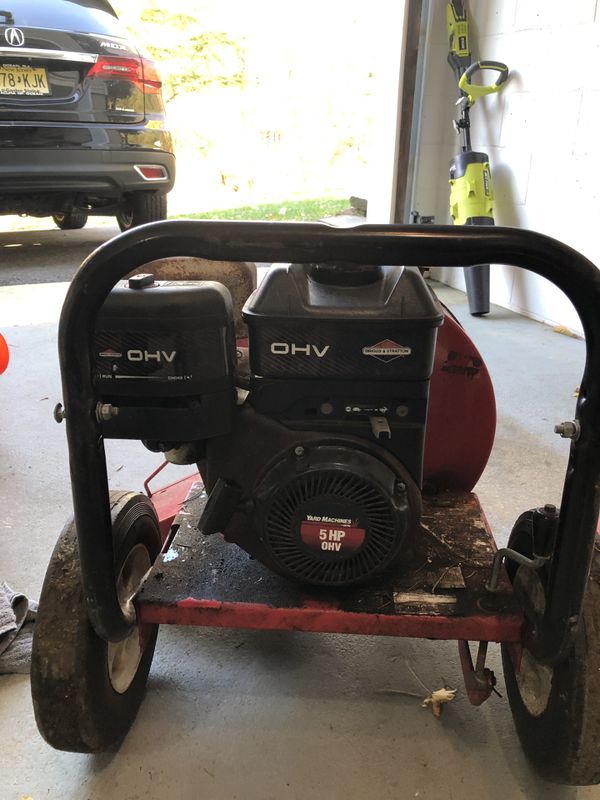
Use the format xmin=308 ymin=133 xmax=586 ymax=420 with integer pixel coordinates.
xmin=299 ymin=514 xmax=366 ymax=555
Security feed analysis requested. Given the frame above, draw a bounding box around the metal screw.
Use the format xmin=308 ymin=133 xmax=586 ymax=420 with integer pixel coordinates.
xmin=543 ymin=503 xmax=557 ymax=515
xmin=554 ymin=420 xmax=581 ymax=441
xmin=396 ymin=481 xmax=407 ymax=493
xmin=396 ymin=405 xmax=409 ymax=417
xmin=53 ymin=402 xmax=66 ymax=423
xmin=294 ymin=446 xmax=305 ymax=457
xmin=320 ymin=402 xmax=334 ymax=415
xmin=96 ymin=403 xmax=119 ymax=422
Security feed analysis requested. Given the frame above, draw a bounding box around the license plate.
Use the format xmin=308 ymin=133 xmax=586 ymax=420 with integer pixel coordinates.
xmin=0 ymin=65 xmax=50 ymax=96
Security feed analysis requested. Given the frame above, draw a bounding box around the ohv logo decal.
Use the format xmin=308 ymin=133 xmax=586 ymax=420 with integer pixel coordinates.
xmin=127 ymin=350 xmax=176 ymax=363
xmin=270 ymin=342 xmax=330 ymax=357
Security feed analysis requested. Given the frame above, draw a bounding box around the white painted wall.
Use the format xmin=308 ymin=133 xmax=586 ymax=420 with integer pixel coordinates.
xmin=365 ymin=1 xmax=408 ymax=222
xmin=413 ymin=0 xmax=600 ymax=336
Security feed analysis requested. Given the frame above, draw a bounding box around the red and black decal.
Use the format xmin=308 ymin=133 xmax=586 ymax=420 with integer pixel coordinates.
xmin=299 ymin=511 xmax=366 ymax=556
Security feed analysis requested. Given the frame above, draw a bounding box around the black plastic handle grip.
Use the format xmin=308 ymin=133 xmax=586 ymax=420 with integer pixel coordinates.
xmin=463 ymin=60 xmax=509 ymax=88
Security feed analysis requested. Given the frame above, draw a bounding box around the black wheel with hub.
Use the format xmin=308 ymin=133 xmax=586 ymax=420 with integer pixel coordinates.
xmin=501 ymin=510 xmax=600 ymax=784
xmin=116 ymin=192 xmax=167 ymax=232
xmin=31 ymin=491 xmax=162 ymax=753
xmin=52 ymin=211 xmax=88 ymax=230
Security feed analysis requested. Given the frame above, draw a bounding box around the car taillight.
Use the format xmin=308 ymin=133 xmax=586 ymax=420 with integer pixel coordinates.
xmin=141 ymin=57 xmax=163 ymax=94
xmin=88 ymin=56 xmax=163 ymax=95
xmin=134 ymin=164 xmax=169 ymax=181
xmin=88 ymin=56 xmax=141 ymax=81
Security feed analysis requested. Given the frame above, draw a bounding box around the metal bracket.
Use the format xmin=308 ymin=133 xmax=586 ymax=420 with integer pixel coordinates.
xmin=143 ymin=460 xmax=169 ymax=498
xmin=458 ymin=640 xmax=497 ymax=705
xmin=485 ymin=548 xmax=550 ymax=593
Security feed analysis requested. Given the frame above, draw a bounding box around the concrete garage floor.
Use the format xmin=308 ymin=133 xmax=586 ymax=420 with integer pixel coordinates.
xmin=0 ymin=223 xmax=596 ymax=799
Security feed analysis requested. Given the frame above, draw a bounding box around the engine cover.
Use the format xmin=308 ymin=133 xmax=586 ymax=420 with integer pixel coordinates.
xmin=252 ymin=444 xmax=417 ymax=586
xmin=243 ymin=261 xmax=444 ymax=485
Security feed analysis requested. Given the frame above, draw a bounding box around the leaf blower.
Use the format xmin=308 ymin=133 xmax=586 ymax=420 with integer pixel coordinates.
xmin=447 ymin=1 xmax=509 ymax=315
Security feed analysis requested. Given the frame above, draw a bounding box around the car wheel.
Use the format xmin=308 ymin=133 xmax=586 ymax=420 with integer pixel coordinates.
xmin=116 ymin=192 xmax=167 ymax=232
xmin=31 ymin=491 xmax=161 ymax=753
xmin=52 ymin=211 xmax=88 ymax=230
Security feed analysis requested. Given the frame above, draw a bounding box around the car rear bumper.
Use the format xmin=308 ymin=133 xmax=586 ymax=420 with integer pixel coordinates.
xmin=0 ymin=148 xmax=176 ymax=196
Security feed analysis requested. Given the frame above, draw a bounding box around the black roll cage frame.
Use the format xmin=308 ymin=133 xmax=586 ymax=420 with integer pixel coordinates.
xmin=58 ymin=221 xmax=600 ymax=665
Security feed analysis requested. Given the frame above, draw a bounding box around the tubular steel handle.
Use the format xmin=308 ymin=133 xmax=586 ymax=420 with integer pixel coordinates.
xmin=60 ymin=221 xmax=600 ymax=656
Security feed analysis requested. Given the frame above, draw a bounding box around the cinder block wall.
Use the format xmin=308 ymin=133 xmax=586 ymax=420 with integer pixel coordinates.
xmin=414 ymin=0 xmax=600 ymax=335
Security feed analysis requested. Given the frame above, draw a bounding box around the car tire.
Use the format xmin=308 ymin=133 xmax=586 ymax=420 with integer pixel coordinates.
xmin=52 ymin=211 xmax=88 ymax=230
xmin=116 ymin=192 xmax=167 ymax=232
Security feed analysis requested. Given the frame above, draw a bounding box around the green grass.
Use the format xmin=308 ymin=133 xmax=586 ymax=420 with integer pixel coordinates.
xmin=172 ymin=196 xmax=349 ymax=222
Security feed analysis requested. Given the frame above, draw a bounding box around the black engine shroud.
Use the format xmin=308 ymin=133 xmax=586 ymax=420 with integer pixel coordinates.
xmin=95 ymin=261 xmax=443 ymax=586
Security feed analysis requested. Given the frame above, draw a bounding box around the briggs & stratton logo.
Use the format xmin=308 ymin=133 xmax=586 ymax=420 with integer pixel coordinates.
xmin=362 ymin=339 xmax=412 ymax=363
xmin=5 ymin=28 xmax=25 ymax=47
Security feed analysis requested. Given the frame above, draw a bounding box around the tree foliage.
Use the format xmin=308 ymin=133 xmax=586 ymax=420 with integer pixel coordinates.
xmin=110 ymin=1 xmax=246 ymax=101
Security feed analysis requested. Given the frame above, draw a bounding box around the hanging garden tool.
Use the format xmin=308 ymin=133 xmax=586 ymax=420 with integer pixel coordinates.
xmin=447 ymin=1 xmax=509 ymax=315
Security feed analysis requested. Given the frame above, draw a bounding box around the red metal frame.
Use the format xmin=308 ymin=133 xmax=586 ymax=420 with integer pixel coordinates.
xmin=138 ymin=598 xmax=522 ymax=641
xmin=150 ymin=473 xmax=200 ymax=541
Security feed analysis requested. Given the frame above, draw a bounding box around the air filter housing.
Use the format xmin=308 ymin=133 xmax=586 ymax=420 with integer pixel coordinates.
xmin=93 ymin=274 xmax=236 ymax=441
xmin=253 ymin=445 xmax=416 ymax=586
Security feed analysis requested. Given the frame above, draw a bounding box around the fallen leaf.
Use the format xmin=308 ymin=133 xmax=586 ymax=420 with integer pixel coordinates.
xmin=422 ymin=687 xmax=457 ymax=718
xmin=553 ymin=325 xmax=581 ymax=339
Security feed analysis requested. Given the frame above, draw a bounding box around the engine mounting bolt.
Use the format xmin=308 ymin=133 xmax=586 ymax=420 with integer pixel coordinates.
xmin=554 ymin=420 xmax=581 ymax=441
xmin=96 ymin=403 xmax=119 ymax=422
xmin=53 ymin=402 xmax=66 ymax=423
xmin=294 ymin=446 xmax=305 ymax=458
xmin=396 ymin=405 xmax=409 ymax=417
xmin=320 ymin=402 xmax=334 ymax=415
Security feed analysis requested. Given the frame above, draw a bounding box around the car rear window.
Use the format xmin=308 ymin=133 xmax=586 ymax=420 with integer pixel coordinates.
xmin=1 ymin=1 xmax=123 ymax=36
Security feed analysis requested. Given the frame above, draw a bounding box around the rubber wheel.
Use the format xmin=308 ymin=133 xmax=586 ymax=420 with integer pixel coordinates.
xmin=116 ymin=192 xmax=167 ymax=232
xmin=52 ymin=211 xmax=88 ymax=230
xmin=501 ymin=511 xmax=600 ymax=784
xmin=31 ymin=491 xmax=162 ymax=753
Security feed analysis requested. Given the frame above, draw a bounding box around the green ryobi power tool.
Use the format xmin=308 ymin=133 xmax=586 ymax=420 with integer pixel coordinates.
xmin=447 ymin=1 xmax=509 ymax=315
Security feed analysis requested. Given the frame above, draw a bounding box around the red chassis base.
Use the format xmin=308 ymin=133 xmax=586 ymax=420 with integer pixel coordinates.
xmin=139 ymin=476 xmax=523 ymax=647
xmin=140 ymin=477 xmax=522 ymax=705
